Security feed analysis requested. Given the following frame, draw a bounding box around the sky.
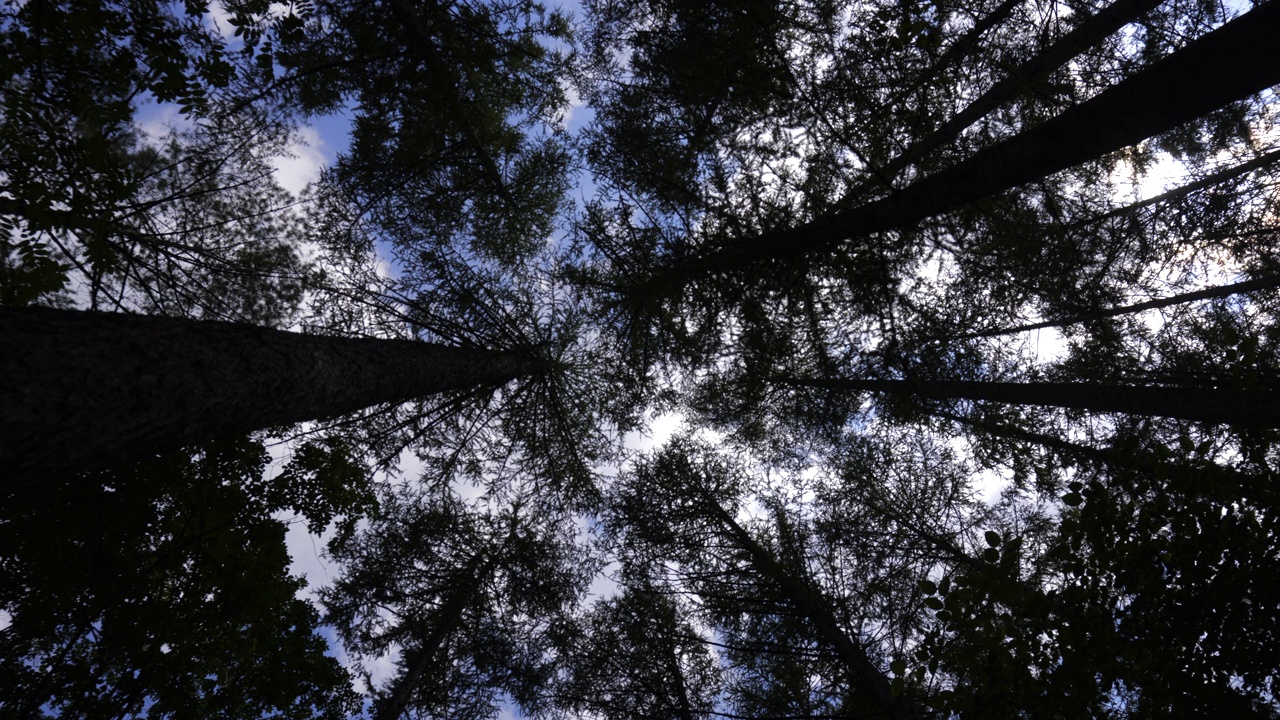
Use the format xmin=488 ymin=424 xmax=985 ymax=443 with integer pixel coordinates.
xmin=120 ymin=0 xmax=1253 ymax=707
xmin=240 ymin=4 xmax=1028 ymax=689
xmin=218 ymin=3 xmax=600 ymax=693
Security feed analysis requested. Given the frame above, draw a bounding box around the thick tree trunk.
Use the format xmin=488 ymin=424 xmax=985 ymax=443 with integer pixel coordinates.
xmin=774 ymin=375 xmax=1280 ymax=427
xmin=849 ymin=0 xmax=1163 ymax=201
xmin=1 ymin=308 xmax=544 ymax=487
xmin=660 ymin=0 xmax=1280 ymax=283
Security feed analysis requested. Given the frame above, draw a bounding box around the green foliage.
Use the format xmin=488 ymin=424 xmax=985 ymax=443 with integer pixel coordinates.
xmin=321 ymin=484 xmax=594 ymax=720
xmin=0 ymin=437 xmax=365 ymax=719
xmin=908 ymin=452 xmax=1280 ymax=718
xmin=8 ymin=0 xmax=1280 ymax=717
xmin=0 ymin=0 xmax=314 ymax=320
xmin=549 ymin=587 xmax=722 ymax=720
xmin=281 ymin=0 xmax=574 ymax=266
xmin=0 ymin=233 xmax=70 ymax=306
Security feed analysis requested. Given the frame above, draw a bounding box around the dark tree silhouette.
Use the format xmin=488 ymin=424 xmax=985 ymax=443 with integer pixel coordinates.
xmin=772 ymin=374 xmax=1280 ymax=427
xmin=1 ymin=308 xmax=545 ymax=486
xmin=632 ymin=0 xmax=1280 ymax=291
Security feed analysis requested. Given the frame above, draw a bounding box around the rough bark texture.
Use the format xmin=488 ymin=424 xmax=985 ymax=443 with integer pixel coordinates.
xmin=669 ymin=0 xmax=1280 ymax=281
xmin=1 ymin=308 xmax=544 ymax=487
xmin=777 ymin=376 xmax=1280 ymax=428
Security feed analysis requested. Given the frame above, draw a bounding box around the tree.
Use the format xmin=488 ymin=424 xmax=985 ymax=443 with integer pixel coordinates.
xmin=615 ymin=0 xmax=1280 ymax=300
xmin=548 ymin=585 xmax=723 ymax=720
xmin=609 ymin=438 xmax=926 ymax=719
xmin=276 ymin=0 xmax=574 ymax=266
xmin=770 ymin=374 xmax=1280 ymax=427
xmin=11 ymin=0 xmax=1280 ymax=717
xmin=0 ymin=435 xmax=370 ymax=719
xmin=946 ymin=271 xmax=1280 ymax=340
xmin=321 ymin=483 xmax=594 ymax=720
xmin=890 ymin=424 xmax=1280 ymax=718
xmin=1 ymin=307 xmax=547 ymax=486
xmin=0 ymin=0 xmax=315 ymax=321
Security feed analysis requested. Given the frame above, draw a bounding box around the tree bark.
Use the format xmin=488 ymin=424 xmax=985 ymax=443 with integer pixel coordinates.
xmin=1 ymin=308 xmax=544 ymax=488
xmin=656 ymin=0 xmax=1280 ymax=284
xmin=774 ymin=375 xmax=1280 ymax=428
xmin=847 ymin=0 xmax=1163 ymax=202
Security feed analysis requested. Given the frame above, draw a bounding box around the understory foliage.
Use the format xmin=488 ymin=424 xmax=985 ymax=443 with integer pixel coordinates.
xmin=5 ymin=0 xmax=1280 ymax=717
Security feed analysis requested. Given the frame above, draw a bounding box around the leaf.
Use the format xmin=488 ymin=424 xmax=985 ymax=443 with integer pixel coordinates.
xmin=985 ymin=530 xmax=1002 ymax=547
xmin=918 ymin=579 xmax=938 ymax=595
xmin=1179 ymin=434 xmax=1195 ymax=453
xmin=1063 ymin=492 xmax=1084 ymax=507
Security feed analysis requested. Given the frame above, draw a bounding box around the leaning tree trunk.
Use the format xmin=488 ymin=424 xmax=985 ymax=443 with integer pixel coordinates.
xmin=373 ymin=552 xmax=495 ymax=720
xmin=846 ymin=0 xmax=1165 ymax=202
xmin=773 ymin=376 xmax=1280 ymax=428
xmin=934 ymin=408 xmax=1276 ymax=503
xmin=947 ymin=272 xmax=1280 ymax=340
xmin=1 ymin=308 xmax=545 ymax=488
xmin=693 ymin=487 xmax=919 ymax=720
xmin=652 ymin=0 xmax=1280 ymax=284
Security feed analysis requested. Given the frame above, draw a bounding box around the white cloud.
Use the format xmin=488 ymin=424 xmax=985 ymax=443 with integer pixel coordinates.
xmin=558 ymin=82 xmax=584 ymax=131
xmin=623 ymin=410 xmax=684 ymax=451
xmin=271 ymin=126 xmax=329 ymax=197
xmin=136 ymin=102 xmax=195 ymax=143
xmin=282 ymin=514 xmax=338 ymax=601
xmin=362 ymin=642 xmax=403 ymax=694
xmin=203 ymin=1 xmax=238 ymax=41
xmin=587 ymin=562 xmax=621 ymax=601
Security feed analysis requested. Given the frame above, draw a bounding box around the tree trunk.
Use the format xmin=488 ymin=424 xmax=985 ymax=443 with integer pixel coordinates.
xmin=848 ymin=0 xmax=1163 ymax=202
xmin=949 ymin=272 xmax=1280 ymax=340
xmin=373 ymin=552 xmax=495 ymax=720
xmin=657 ymin=0 xmax=1280 ymax=283
xmin=886 ymin=0 xmax=1024 ymax=110
xmin=1066 ymin=147 xmax=1280 ymax=231
xmin=935 ymin=407 xmax=1277 ymax=503
xmin=1 ymin=308 xmax=544 ymax=487
xmin=695 ymin=490 xmax=918 ymax=720
xmin=774 ymin=375 xmax=1280 ymax=427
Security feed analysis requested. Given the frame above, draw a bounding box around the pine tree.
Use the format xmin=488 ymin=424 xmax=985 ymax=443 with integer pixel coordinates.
xmin=1 ymin=307 xmax=546 ymax=487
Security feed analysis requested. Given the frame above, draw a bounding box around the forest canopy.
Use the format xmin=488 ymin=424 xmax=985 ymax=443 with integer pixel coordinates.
xmin=3 ymin=0 xmax=1280 ymax=717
